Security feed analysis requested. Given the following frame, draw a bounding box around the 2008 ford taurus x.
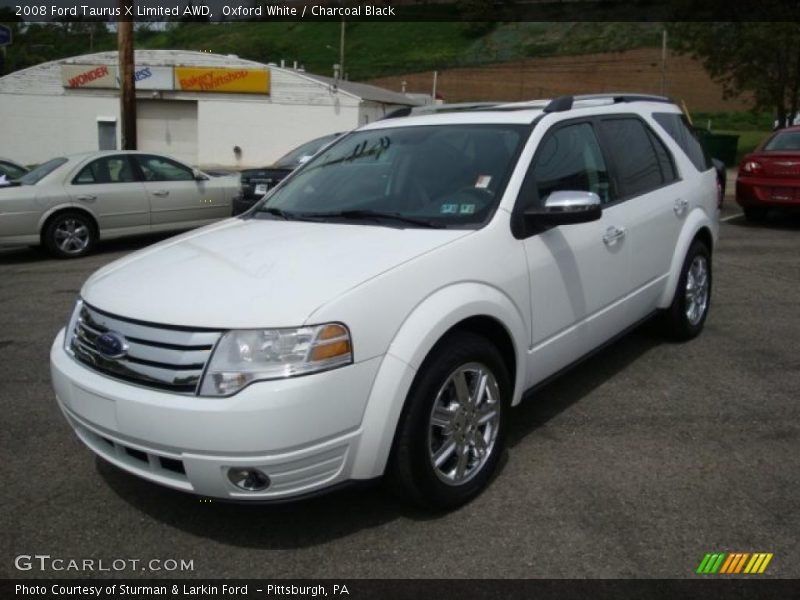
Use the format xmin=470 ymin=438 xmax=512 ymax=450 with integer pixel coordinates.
xmin=51 ymin=95 xmax=719 ymax=508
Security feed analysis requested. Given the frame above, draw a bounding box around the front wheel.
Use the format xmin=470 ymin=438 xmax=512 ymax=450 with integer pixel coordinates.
xmin=388 ymin=331 xmax=511 ymax=509
xmin=661 ymin=240 xmax=711 ymax=341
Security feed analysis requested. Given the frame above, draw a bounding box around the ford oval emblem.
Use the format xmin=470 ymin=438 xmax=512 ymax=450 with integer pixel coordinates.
xmin=96 ymin=332 xmax=128 ymax=359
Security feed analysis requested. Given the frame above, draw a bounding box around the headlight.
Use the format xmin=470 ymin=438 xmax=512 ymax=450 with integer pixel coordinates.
xmin=63 ymin=299 xmax=84 ymax=355
xmin=200 ymin=323 xmax=352 ymax=396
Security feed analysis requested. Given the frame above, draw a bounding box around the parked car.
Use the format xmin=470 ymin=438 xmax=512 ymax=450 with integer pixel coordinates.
xmin=736 ymin=126 xmax=800 ymax=220
xmin=712 ymin=158 xmax=726 ymax=205
xmin=234 ymin=133 xmax=342 ymax=214
xmin=0 ymin=158 xmax=29 ymax=183
xmin=0 ymin=151 xmax=240 ymax=257
xmin=51 ymin=94 xmax=718 ymax=508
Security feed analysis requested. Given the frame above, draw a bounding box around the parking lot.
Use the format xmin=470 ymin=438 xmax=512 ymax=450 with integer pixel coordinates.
xmin=1 ymin=202 xmax=798 ymax=579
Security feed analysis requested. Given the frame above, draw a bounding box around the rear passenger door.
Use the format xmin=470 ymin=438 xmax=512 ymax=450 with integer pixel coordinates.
xmin=67 ymin=155 xmax=149 ymax=233
xmin=596 ymin=116 xmax=684 ymax=320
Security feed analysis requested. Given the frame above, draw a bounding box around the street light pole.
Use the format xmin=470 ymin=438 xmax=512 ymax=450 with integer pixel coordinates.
xmin=118 ymin=0 xmax=137 ymax=150
xmin=339 ymin=19 xmax=346 ymax=80
xmin=660 ymin=28 xmax=668 ymax=96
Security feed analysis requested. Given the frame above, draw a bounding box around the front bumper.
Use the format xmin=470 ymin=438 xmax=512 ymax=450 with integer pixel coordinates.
xmin=50 ymin=330 xmax=383 ymax=500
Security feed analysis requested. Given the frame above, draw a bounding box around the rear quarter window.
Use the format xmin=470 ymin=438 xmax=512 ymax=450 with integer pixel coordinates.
xmin=653 ymin=112 xmax=713 ymax=172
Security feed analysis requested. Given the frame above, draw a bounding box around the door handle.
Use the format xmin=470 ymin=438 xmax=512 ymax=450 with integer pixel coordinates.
xmin=76 ymin=194 xmax=96 ymax=202
xmin=152 ymin=190 xmax=169 ymax=197
xmin=673 ymin=198 xmax=689 ymax=216
xmin=602 ymin=226 xmax=626 ymax=245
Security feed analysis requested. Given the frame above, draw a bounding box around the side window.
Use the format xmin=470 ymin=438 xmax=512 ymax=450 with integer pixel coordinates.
xmin=73 ymin=156 xmax=137 ymax=185
xmin=652 ymin=112 xmax=713 ymax=172
xmin=647 ymin=128 xmax=678 ymax=184
xmin=134 ymin=155 xmax=194 ymax=182
xmin=532 ymin=122 xmax=611 ymax=206
xmin=598 ymin=118 xmax=663 ymax=198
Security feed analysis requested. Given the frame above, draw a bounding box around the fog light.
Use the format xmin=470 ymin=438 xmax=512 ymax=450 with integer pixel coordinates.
xmin=227 ymin=467 xmax=271 ymax=491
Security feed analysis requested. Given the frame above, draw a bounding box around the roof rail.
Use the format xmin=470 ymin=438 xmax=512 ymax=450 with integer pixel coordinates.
xmin=381 ymin=102 xmax=504 ymax=120
xmin=544 ymin=93 xmax=673 ymax=113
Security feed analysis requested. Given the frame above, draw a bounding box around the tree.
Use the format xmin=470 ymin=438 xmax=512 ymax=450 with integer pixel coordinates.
xmin=668 ymin=22 xmax=800 ymax=128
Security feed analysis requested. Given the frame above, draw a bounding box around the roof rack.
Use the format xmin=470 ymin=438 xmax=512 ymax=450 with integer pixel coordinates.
xmin=543 ymin=93 xmax=673 ymax=113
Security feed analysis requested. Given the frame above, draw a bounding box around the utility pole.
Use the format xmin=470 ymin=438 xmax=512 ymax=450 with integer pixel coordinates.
xmin=660 ymin=28 xmax=668 ymax=96
xmin=118 ymin=0 xmax=137 ymax=150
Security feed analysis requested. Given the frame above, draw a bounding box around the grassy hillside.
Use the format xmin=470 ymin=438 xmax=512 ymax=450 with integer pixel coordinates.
xmin=137 ymin=22 xmax=665 ymax=80
xmin=2 ymin=21 xmax=664 ymax=81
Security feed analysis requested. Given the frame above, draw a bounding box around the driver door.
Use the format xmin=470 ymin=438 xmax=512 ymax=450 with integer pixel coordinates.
xmin=132 ymin=154 xmax=217 ymax=231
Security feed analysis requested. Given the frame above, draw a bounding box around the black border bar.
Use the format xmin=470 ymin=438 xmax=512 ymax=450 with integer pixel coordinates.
xmin=2 ymin=0 xmax=800 ymax=23
xmin=4 ymin=579 xmax=800 ymax=600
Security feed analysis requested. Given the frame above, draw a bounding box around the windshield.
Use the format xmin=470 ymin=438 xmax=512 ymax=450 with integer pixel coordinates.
xmin=273 ymin=133 xmax=341 ymax=168
xmin=764 ymin=130 xmax=800 ymax=151
xmin=18 ymin=157 xmax=68 ymax=185
xmin=0 ymin=161 xmax=28 ymax=180
xmin=254 ymin=124 xmax=527 ymax=228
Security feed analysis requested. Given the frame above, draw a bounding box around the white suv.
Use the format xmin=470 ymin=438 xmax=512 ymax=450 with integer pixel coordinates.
xmin=51 ymin=94 xmax=719 ymax=508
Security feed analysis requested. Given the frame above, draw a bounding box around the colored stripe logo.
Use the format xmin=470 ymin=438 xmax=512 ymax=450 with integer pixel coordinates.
xmin=696 ymin=552 xmax=773 ymax=574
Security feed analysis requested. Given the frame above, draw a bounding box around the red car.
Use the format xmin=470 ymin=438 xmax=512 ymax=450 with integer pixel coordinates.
xmin=736 ymin=126 xmax=800 ymax=220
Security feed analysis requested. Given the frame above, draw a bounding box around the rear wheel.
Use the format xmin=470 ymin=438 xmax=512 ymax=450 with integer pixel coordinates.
xmin=743 ymin=207 xmax=767 ymax=222
xmin=661 ymin=240 xmax=711 ymax=341
xmin=388 ymin=331 xmax=511 ymax=509
xmin=43 ymin=211 xmax=96 ymax=258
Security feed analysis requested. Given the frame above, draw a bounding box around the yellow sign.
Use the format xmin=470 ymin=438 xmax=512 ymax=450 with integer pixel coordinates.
xmin=174 ymin=67 xmax=270 ymax=94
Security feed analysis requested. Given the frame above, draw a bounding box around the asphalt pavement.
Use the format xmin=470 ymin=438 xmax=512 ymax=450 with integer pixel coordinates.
xmin=1 ymin=202 xmax=798 ymax=579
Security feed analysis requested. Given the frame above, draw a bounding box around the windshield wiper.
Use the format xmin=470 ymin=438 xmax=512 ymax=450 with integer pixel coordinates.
xmin=254 ymin=206 xmax=296 ymax=220
xmin=302 ymin=209 xmax=446 ymax=229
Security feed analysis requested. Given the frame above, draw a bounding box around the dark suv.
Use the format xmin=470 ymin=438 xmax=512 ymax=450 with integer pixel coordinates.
xmin=234 ymin=133 xmax=341 ymax=214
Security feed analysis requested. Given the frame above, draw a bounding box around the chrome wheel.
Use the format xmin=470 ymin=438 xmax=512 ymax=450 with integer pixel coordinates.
xmin=685 ymin=255 xmax=709 ymax=326
xmin=428 ymin=362 xmax=501 ymax=486
xmin=53 ymin=218 xmax=90 ymax=255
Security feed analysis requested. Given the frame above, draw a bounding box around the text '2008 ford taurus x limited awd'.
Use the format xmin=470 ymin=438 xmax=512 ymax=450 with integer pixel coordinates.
xmin=51 ymin=94 xmax=719 ymax=509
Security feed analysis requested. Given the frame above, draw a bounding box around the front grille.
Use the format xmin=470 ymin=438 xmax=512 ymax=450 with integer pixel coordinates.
xmin=68 ymin=302 xmax=222 ymax=395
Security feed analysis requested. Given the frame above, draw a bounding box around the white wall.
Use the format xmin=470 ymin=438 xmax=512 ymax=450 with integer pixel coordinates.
xmin=0 ymin=93 xmax=119 ymax=165
xmin=197 ymin=99 xmax=361 ymax=167
xmin=358 ymin=101 xmax=394 ymax=125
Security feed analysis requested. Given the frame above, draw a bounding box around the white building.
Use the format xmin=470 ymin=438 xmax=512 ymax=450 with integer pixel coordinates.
xmin=0 ymin=49 xmax=421 ymax=168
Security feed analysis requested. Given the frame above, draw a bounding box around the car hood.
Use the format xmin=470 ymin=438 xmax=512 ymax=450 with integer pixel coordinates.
xmin=82 ymin=218 xmax=472 ymax=328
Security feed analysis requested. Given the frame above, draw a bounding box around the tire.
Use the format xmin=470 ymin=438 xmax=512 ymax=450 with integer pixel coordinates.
xmin=388 ymin=331 xmax=511 ymax=509
xmin=661 ymin=240 xmax=711 ymax=341
xmin=743 ymin=207 xmax=767 ymax=222
xmin=43 ymin=211 xmax=96 ymax=258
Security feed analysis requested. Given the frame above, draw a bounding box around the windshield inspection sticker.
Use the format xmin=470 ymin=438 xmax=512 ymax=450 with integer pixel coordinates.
xmin=475 ymin=175 xmax=492 ymax=189
xmin=459 ymin=204 xmax=476 ymax=214
xmin=441 ymin=204 xmax=459 ymax=214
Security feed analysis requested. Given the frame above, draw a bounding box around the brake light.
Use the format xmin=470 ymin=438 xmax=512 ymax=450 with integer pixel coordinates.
xmin=717 ymin=178 xmax=724 ymax=209
xmin=740 ymin=160 xmax=762 ymax=175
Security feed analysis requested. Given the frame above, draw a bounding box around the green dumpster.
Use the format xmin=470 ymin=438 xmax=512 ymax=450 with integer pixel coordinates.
xmin=693 ymin=129 xmax=740 ymax=167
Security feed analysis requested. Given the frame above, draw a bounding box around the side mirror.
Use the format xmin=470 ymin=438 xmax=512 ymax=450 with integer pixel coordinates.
xmin=193 ymin=168 xmax=209 ymax=181
xmin=525 ymin=190 xmax=602 ymax=226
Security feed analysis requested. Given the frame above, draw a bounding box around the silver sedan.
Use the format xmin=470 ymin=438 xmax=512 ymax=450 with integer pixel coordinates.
xmin=0 ymin=151 xmax=240 ymax=258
